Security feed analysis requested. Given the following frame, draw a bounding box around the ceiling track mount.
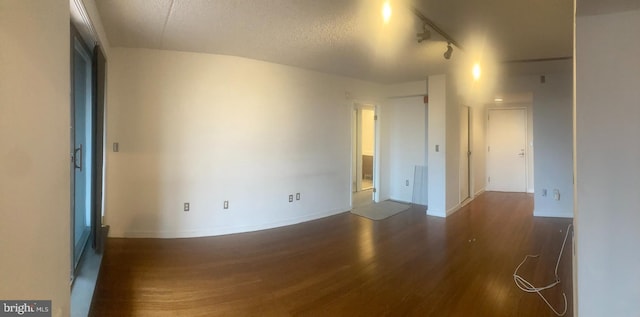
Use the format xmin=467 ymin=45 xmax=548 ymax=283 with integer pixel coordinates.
xmin=502 ymin=56 xmax=573 ymax=64
xmin=410 ymin=6 xmax=463 ymax=51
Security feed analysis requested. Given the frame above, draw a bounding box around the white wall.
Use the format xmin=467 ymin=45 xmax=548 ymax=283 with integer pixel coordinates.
xmin=106 ymin=48 xmax=384 ymax=237
xmin=532 ymin=73 xmax=573 ymax=217
xmin=0 ymin=1 xmax=71 ymax=316
xmin=427 ymin=75 xmax=447 ymax=216
xmin=387 ymin=97 xmax=426 ymax=203
xmin=471 ymin=105 xmax=487 ymax=196
xmin=497 ymin=69 xmax=573 ymax=217
xmin=386 ymin=80 xmax=428 ymax=98
xmin=575 ymin=8 xmax=640 ymax=316
xmin=445 ymin=74 xmax=461 ymax=213
xmin=427 ymin=73 xmax=487 ymax=216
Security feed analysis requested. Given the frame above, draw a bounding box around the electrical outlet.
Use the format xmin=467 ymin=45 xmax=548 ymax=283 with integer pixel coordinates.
xmin=223 ymin=201 xmax=229 ymax=209
xmin=184 ymin=202 xmax=190 ymax=212
xmin=289 ymin=195 xmax=294 ymax=203
xmin=296 ymin=193 xmax=300 ymax=200
xmin=553 ymin=189 xmax=560 ymax=201
xmin=405 ymin=180 xmax=410 ymax=186
xmin=542 ymin=189 xmax=547 ymax=197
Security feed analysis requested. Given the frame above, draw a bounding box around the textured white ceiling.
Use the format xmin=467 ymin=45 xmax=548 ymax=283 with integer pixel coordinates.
xmin=96 ymin=0 xmax=574 ymax=83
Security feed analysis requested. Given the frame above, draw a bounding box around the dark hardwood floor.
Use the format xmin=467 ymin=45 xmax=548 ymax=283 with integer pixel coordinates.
xmin=90 ymin=192 xmax=573 ymax=316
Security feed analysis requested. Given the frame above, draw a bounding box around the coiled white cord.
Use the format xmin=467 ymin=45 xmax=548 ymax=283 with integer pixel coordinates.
xmin=513 ymin=224 xmax=573 ymax=316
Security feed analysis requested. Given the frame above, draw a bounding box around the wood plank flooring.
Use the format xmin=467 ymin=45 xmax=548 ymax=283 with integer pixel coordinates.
xmin=90 ymin=192 xmax=573 ymax=316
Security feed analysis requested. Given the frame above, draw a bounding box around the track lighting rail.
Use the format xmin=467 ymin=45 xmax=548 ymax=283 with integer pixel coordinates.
xmin=410 ymin=6 xmax=464 ymax=51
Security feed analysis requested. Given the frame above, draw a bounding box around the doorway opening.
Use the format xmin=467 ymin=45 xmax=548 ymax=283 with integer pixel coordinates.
xmin=351 ymin=104 xmax=377 ymax=208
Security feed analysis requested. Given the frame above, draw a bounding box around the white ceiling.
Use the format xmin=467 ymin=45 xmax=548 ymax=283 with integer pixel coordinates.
xmin=96 ymin=0 xmax=574 ymax=83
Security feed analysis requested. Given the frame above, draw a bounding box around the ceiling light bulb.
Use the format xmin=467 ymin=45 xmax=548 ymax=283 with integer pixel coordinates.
xmin=382 ymin=1 xmax=392 ymax=24
xmin=444 ymin=43 xmax=453 ymax=60
xmin=472 ymin=63 xmax=481 ymax=81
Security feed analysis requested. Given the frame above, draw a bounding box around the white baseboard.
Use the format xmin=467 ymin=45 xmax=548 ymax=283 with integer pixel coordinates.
xmin=533 ymin=210 xmax=574 ymax=218
xmin=459 ymin=197 xmax=473 ymax=208
xmin=446 ymin=204 xmax=461 ymax=216
xmin=474 ymin=188 xmax=486 ymax=197
xmin=115 ymin=207 xmax=350 ymax=238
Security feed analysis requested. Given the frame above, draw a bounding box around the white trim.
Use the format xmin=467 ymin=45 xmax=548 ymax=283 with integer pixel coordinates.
xmin=533 ymin=210 xmax=574 ymax=218
xmin=446 ymin=204 xmax=462 ymax=216
xmin=474 ymin=188 xmax=486 ymax=197
xmin=70 ymin=0 xmax=97 ymax=46
xmin=118 ymin=207 xmax=350 ymax=238
xmin=459 ymin=197 xmax=473 ymax=208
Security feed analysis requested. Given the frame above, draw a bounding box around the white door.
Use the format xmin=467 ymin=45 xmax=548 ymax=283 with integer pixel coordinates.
xmin=459 ymin=106 xmax=470 ymax=202
xmin=487 ymin=108 xmax=527 ymax=192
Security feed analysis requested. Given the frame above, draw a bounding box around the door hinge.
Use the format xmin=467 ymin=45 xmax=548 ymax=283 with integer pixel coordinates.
xmin=374 ymin=115 xmax=378 ymax=120
xmin=373 ymin=188 xmax=377 ymax=193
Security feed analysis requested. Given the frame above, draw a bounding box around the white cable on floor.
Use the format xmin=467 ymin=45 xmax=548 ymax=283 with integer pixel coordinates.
xmin=513 ymin=224 xmax=573 ymax=316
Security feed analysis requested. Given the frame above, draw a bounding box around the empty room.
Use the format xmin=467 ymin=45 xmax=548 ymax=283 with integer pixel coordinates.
xmin=1 ymin=0 xmax=639 ymax=316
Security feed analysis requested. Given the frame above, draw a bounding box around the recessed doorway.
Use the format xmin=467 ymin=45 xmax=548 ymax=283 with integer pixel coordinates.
xmin=351 ymin=104 xmax=377 ymax=208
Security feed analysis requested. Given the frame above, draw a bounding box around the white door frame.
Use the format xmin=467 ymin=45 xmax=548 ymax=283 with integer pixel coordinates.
xmin=486 ymin=107 xmax=529 ymax=192
xmin=460 ymin=105 xmax=471 ymax=204
xmin=350 ymin=102 xmax=380 ymax=205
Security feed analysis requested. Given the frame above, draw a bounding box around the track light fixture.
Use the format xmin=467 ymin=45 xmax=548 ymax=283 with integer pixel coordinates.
xmin=417 ymin=23 xmax=431 ymax=43
xmin=411 ymin=7 xmax=462 ymax=61
xmin=444 ymin=42 xmax=453 ymax=60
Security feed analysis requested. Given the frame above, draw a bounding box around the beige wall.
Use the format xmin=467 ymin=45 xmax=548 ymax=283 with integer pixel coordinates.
xmin=0 ymin=1 xmax=71 ymax=316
